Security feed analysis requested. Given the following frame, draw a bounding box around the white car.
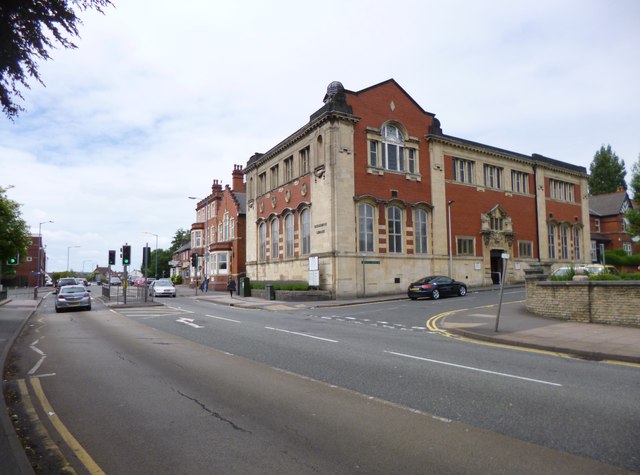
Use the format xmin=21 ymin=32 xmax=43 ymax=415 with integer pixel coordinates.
xmin=150 ymin=279 xmax=176 ymax=298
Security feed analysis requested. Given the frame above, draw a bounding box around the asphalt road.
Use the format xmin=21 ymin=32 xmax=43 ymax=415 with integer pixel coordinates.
xmin=6 ymin=288 xmax=639 ymax=473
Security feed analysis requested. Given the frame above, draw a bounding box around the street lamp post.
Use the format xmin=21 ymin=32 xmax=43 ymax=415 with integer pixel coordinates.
xmin=67 ymin=245 xmax=80 ymax=272
xmin=447 ymin=200 xmax=455 ymax=278
xmin=144 ymin=232 xmax=159 ymax=279
xmin=37 ymin=220 xmax=53 ymax=287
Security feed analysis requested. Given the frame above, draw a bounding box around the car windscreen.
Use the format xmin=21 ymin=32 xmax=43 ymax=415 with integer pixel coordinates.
xmin=60 ymin=286 xmax=86 ymax=294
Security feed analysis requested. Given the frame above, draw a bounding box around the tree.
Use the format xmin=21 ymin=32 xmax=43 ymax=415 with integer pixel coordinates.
xmin=0 ymin=0 xmax=113 ymax=120
xmin=142 ymin=248 xmax=173 ymax=279
xmin=0 ymin=186 xmax=30 ymax=270
xmin=171 ymin=228 xmax=190 ymax=253
xmin=629 ymin=153 xmax=640 ymax=200
xmin=626 ymin=208 xmax=640 ymax=241
xmin=588 ymin=145 xmax=626 ymax=195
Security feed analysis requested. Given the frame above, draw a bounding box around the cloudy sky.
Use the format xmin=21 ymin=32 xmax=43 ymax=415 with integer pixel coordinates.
xmin=1 ymin=0 xmax=639 ymax=274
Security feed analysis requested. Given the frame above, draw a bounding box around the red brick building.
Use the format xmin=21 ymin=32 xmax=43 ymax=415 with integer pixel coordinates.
xmin=244 ymin=80 xmax=591 ymax=297
xmin=589 ymin=190 xmax=639 ymax=261
xmin=190 ymin=166 xmax=246 ymax=290
xmin=12 ymin=235 xmax=45 ymax=287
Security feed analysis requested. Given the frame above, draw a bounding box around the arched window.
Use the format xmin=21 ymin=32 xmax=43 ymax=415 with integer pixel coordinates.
xmin=259 ymin=223 xmax=266 ymax=261
xmin=414 ymin=209 xmax=428 ymax=254
xmin=574 ymin=227 xmax=581 ymax=260
xmin=388 ymin=206 xmax=403 ymax=253
xmin=358 ymin=203 xmax=375 ymax=253
xmin=270 ymin=218 xmax=279 ymax=260
xmin=285 ymin=214 xmax=294 ymax=257
xmin=301 ymin=208 xmax=310 ymax=255
xmin=548 ymin=224 xmax=556 ymax=259
xmin=381 ymin=124 xmax=405 ymax=172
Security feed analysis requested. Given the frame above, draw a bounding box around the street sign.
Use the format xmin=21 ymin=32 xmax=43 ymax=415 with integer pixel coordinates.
xmin=361 ymin=260 xmax=380 ymax=264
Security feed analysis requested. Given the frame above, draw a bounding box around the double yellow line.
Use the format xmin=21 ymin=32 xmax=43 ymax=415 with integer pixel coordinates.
xmin=16 ymin=377 xmax=105 ymax=474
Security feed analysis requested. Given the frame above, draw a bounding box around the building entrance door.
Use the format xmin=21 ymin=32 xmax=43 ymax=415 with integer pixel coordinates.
xmin=490 ymin=249 xmax=504 ymax=284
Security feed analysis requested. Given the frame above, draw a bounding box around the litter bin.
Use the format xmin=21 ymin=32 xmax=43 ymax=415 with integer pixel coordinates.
xmin=265 ymin=284 xmax=275 ymax=301
xmin=239 ymin=277 xmax=251 ymax=297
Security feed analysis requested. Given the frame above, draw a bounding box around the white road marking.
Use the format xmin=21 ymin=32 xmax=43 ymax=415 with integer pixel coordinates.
xmin=28 ymin=338 xmax=46 ymax=375
xmin=265 ymin=327 xmax=338 ymax=343
xmin=384 ymin=350 xmax=562 ymax=387
xmin=176 ymin=318 xmax=204 ymax=329
xmin=205 ymin=314 xmax=241 ymax=323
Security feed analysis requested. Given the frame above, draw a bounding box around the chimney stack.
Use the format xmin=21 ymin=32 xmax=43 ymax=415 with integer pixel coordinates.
xmin=232 ymin=164 xmax=245 ymax=192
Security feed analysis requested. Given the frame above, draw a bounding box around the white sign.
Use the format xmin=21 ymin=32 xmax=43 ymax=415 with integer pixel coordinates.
xmin=309 ymin=270 xmax=319 ymax=286
xmin=501 ymin=253 xmax=510 ymax=259
xmin=309 ymin=256 xmax=319 ymax=271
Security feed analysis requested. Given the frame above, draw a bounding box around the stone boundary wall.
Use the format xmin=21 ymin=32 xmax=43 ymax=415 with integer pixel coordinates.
xmin=251 ymin=289 xmax=333 ymax=301
xmin=525 ymin=275 xmax=640 ymax=327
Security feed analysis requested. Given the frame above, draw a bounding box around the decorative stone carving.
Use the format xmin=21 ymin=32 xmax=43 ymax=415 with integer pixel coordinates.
xmin=285 ymin=189 xmax=291 ymax=203
xmin=301 ymin=183 xmax=308 ymax=196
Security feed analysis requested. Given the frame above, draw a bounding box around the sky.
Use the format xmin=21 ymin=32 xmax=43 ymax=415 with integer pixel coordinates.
xmin=1 ymin=0 xmax=639 ymax=274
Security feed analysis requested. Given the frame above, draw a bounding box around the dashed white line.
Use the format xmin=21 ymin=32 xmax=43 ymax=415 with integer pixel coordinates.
xmin=205 ymin=314 xmax=241 ymax=323
xmin=265 ymin=327 xmax=339 ymax=343
xmin=384 ymin=350 xmax=562 ymax=387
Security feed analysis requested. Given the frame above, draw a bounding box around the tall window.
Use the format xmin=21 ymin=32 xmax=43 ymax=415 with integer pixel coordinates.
xmin=270 ymin=219 xmax=279 ymax=260
xmin=484 ymin=164 xmax=502 ymax=189
xmin=548 ymin=224 xmax=556 ymax=259
xmin=574 ymin=228 xmax=581 ymax=260
xmin=230 ymin=218 xmax=235 ymax=239
xmin=259 ymin=223 xmax=266 ymax=261
xmin=358 ymin=203 xmax=374 ymax=253
xmin=387 ymin=206 xmax=403 ymax=253
xmin=369 ymin=140 xmax=378 ymax=167
xmin=381 ymin=124 xmax=405 ymax=172
xmin=511 ymin=171 xmax=529 ymax=193
xmin=623 ymin=242 xmax=632 ymax=255
xmin=301 ymin=209 xmax=310 ymax=255
xmin=285 ymin=214 xmax=294 ymax=257
xmin=549 ymin=179 xmax=575 ymax=202
xmin=258 ymin=172 xmax=266 ymax=195
xmin=594 ymin=219 xmax=600 ymax=232
xmin=561 ymin=225 xmax=569 ymax=259
xmin=414 ymin=209 xmax=428 ymax=254
xmin=299 ymin=147 xmax=310 ymax=175
xmin=452 ymin=158 xmax=474 ymax=184
xmin=193 ymin=230 xmax=202 ymax=248
xmin=490 ymin=215 xmax=504 ymax=231
xmin=590 ymin=240 xmax=597 ymax=262
xmin=408 ymin=149 xmax=416 ymax=174
xmin=284 ymin=156 xmax=293 ymax=183
xmin=223 ymin=212 xmax=229 ymax=241
xmin=270 ymin=164 xmax=279 ymax=189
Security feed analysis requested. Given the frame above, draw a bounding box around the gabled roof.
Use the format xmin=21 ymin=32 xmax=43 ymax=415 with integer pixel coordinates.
xmin=589 ymin=191 xmax=630 ymax=216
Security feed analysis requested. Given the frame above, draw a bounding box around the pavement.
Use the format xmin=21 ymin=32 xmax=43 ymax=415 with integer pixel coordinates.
xmin=1 ymin=284 xmax=639 ymax=473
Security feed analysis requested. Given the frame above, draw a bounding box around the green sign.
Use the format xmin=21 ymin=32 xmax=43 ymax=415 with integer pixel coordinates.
xmin=361 ymin=260 xmax=380 ymax=264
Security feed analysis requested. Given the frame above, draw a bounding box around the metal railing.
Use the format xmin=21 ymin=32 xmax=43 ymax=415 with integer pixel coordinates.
xmin=101 ymin=284 xmax=154 ymax=304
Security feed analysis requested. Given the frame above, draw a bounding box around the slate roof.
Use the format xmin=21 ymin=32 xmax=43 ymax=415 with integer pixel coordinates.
xmin=589 ymin=191 xmax=629 ymax=216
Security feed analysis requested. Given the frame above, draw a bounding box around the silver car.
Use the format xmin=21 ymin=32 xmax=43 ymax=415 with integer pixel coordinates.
xmin=150 ymin=279 xmax=176 ymax=298
xmin=55 ymin=285 xmax=92 ymax=312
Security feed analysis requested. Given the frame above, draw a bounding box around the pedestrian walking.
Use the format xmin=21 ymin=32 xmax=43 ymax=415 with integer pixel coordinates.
xmin=227 ymin=279 xmax=236 ymax=298
xmin=203 ymin=277 xmax=209 ymax=293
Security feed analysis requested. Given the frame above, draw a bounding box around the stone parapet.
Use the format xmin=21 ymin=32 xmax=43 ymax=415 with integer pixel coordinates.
xmin=526 ymin=279 xmax=640 ymax=327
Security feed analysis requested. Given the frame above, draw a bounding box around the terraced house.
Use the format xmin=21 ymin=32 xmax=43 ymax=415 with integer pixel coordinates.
xmin=243 ymin=79 xmax=590 ymax=298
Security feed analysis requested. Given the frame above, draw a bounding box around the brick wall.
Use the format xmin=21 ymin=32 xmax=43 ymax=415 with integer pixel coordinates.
xmin=525 ymin=276 xmax=640 ymax=327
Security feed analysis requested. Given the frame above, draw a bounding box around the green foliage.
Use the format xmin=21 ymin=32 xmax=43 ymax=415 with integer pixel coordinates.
xmin=141 ymin=248 xmax=173 ymax=279
xmin=621 ymin=273 xmax=640 ymax=280
xmin=0 ymin=187 xmax=30 ymax=266
xmin=588 ymin=145 xmax=627 ymax=195
xmin=250 ymin=281 xmax=310 ymax=291
xmin=0 ymin=0 xmax=113 ymax=119
xmin=588 ymin=273 xmax=621 ymax=281
xmin=171 ymin=275 xmax=183 ymax=285
xmin=625 ymin=208 xmax=640 ymax=241
xmin=550 ymin=268 xmax=577 ymax=281
xmin=170 ymin=228 xmax=189 ymax=253
xmin=604 ymin=250 xmax=640 ymax=267
xmin=630 ymin=154 xmax=640 ymax=200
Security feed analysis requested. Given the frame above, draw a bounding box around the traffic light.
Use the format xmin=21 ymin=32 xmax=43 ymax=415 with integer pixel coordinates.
xmin=6 ymin=255 xmax=18 ymax=265
xmin=142 ymin=246 xmax=151 ymax=268
xmin=122 ymin=245 xmax=131 ymax=265
xmin=108 ymin=250 xmax=116 ymax=266
xmin=191 ymin=253 xmax=197 ymax=267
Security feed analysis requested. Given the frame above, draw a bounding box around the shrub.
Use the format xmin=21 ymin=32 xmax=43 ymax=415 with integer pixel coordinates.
xmin=620 ymin=272 xmax=640 ymax=281
xmin=171 ymin=275 xmax=183 ymax=285
xmin=589 ymin=273 xmax=621 ymax=281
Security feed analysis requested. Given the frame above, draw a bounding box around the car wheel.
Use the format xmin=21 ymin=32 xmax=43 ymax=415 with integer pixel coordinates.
xmin=55 ymin=307 xmax=61 ymax=313
xmin=458 ymin=286 xmax=467 ymax=297
xmin=87 ymin=305 xmax=92 ymax=311
xmin=409 ymin=296 xmax=417 ymax=300
xmin=172 ymin=294 xmax=176 ymax=298
xmin=432 ymin=289 xmax=440 ymax=300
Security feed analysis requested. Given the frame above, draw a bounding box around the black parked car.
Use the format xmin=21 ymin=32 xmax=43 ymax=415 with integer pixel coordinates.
xmin=407 ymin=275 xmax=467 ymax=300
xmin=55 ymin=277 xmax=78 ymax=294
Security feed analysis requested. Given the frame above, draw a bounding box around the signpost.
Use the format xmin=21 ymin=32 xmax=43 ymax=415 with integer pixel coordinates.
xmin=494 ymin=253 xmax=509 ymax=332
